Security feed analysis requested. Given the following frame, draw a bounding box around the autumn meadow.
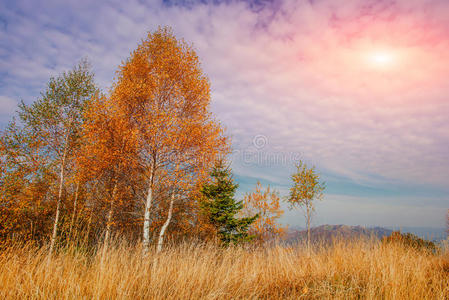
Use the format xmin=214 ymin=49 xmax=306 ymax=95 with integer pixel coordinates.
xmin=0 ymin=25 xmax=448 ymax=299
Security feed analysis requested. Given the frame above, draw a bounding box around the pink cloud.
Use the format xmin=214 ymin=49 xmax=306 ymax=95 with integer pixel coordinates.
xmin=0 ymin=0 xmax=448 ymax=226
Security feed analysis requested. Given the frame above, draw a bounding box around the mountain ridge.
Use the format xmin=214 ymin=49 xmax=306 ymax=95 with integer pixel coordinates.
xmin=285 ymin=224 xmax=449 ymax=245
xmin=284 ymin=224 xmax=449 ymax=245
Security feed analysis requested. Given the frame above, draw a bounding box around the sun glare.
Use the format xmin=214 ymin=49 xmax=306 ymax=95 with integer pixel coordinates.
xmin=366 ymin=50 xmax=397 ymax=70
xmin=372 ymin=52 xmax=393 ymax=64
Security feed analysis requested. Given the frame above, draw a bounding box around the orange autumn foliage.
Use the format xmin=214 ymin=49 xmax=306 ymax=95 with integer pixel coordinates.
xmin=0 ymin=122 xmax=55 ymax=244
xmin=0 ymin=28 xmax=228 ymax=248
xmin=243 ymin=181 xmax=287 ymax=243
xmin=78 ymin=93 xmax=141 ymax=242
xmin=88 ymin=27 xmax=228 ymax=246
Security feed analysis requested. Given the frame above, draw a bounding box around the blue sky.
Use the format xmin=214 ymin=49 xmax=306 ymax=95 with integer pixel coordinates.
xmin=0 ymin=0 xmax=448 ymax=228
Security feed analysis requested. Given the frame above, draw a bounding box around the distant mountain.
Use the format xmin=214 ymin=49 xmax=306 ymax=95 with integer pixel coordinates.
xmin=286 ymin=224 xmax=393 ymax=244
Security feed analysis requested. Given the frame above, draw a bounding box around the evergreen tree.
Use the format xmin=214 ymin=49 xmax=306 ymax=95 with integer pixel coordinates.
xmin=200 ymin=160 xmax=258 ymax=246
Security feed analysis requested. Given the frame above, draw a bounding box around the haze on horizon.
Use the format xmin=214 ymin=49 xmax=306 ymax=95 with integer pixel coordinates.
xmin=0 ymin=0 xmax=448 ymax=229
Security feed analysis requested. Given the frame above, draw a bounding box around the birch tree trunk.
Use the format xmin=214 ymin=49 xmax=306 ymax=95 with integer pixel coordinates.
xmin=142 ymin=165 xmax=155 ymax=255
xmin=68 ymin=181 xmax=80 ymax=241
xmin=156 ymin=193 xmax=175 ymax=253
xmin=49 ymin=144 xmax=68 ymax=255
xmin=103 ymin=182 xmax=118 ymax=248
xmin=306 ymin=205 xmax=311 ymax=255
xmin=101 ymin=182 xmax=117 ymax=265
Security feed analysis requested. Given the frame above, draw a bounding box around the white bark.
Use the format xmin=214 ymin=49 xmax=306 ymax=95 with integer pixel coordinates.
xmin=306 ymin=205 xmax=311 ymax=255
xmin=156 ymin=193 xmax=175 ymax=253
xmin=68 ymin=182 xmax=80 ymax=241
xmin=100 ymin=182 xmax=118 ymax=266
xmin=104 ymin=182 xmax=118 ymax=247
xmin=49 ymin=144 xmax=68 ymax=255
xmin=142 ymin=168 xmax=154 ymax=255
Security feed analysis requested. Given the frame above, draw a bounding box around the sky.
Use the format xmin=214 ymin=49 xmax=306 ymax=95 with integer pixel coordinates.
xmin=0 ymin=0 xmax=448 ymax=228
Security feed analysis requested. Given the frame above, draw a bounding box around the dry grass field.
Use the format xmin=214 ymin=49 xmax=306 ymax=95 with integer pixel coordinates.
xmin=0 ymin=239 xmax=448 ymax=299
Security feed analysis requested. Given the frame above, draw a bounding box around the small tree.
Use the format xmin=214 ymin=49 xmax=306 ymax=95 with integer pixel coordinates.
xmin=243 ymin=181 xmax=287 ymax=243
xmin=287 ymin=160 xmax=324 ymax=252
xmin=200 ymin=160 xmax=258 ymax=246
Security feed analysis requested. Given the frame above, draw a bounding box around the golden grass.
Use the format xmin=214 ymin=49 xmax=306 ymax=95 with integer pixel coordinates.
xmin=0 ymin=239 xmax=447 ymax=299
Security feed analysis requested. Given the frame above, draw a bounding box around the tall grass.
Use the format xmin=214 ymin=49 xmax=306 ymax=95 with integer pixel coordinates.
xmin=0 ymin=239 xmax=447 ymax=299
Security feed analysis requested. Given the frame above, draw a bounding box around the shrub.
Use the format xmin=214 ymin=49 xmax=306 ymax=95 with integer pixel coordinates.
xmin=382 ymin=231 xmax=436 ymax=252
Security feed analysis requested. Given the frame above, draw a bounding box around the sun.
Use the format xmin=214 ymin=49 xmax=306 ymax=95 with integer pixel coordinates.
xmin=366 ymin=50 xmax=397 ymax=70
xmin=372 ymin=52 xmax=393 ymax=65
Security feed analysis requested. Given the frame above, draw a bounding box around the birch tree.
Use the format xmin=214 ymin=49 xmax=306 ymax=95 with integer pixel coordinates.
xmin=109 ymin=27 xmax=227 ymax=254
xmin=18 ymin=60 xmax=98 ymax=254
xmin=79 ymin=93 xmax=138 ymax=252
xmin=287 ymin=161 xmax=325 ymax=253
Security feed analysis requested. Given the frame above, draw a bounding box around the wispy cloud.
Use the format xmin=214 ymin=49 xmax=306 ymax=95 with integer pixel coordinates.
xmin=0 ymin=0 xmax=447 ymax=227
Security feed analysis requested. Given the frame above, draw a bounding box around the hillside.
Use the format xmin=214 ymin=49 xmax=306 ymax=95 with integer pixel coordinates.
xmin=286 ymin=224 xmax=393 ymax=244
xmin=386 ymin=226 xmax=447 ymax=242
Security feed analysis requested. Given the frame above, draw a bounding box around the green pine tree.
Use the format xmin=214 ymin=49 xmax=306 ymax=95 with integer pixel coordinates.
xmin=200 ymin=160 xmax=258 ymax=246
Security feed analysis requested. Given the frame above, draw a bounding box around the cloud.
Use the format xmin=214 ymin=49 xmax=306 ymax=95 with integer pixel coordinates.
xmin=0 ymin=0 xmax=448 ymax=227
xmin=0 ymin=95 xmax=17 ymax=118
